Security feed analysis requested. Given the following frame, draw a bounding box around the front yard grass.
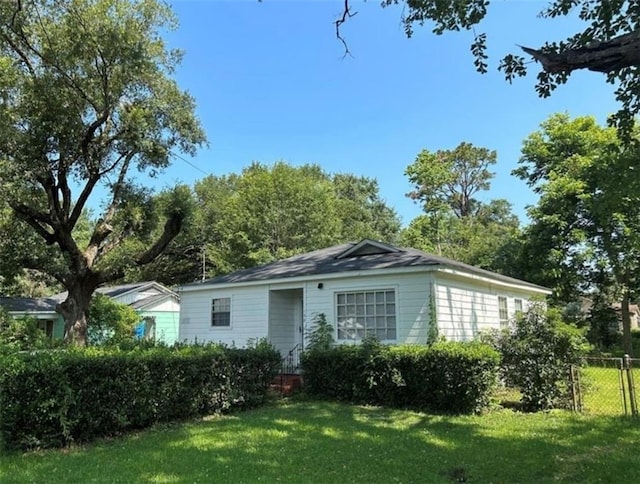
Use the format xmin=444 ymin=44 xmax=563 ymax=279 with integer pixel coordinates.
xmin=2 ymin=399 xmax=639 ymax=483
xmin=581 ymin=365 xmax=639 ymax=416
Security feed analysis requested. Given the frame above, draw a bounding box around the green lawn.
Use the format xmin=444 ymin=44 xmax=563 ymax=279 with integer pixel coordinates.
xmin=581 ymin=365 xmax=639 ymax=416
xmin=2 ymin=400 xmax=640 ymax=483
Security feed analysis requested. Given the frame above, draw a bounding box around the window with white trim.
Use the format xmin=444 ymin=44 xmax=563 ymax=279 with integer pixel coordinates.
xmin=498 ymin=296 xmax=509 ymax=328
xmin=211 ymin=298 xmax=231 ymax=327
xmin=514 ymin=298 xmax=523 ymax=316
xmin=336 ymin=289 xmax=396 ymax=341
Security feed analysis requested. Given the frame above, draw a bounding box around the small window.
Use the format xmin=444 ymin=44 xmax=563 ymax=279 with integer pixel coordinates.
xmin=498 ymin=296 xmax=509 ymax=328
xmin=514 ymin=299 xmax=523 ymax=316
xmin=38 ymin=320 xmax=54 ymax=339
xmin=211 ymin=298 xmax=231 ymax=327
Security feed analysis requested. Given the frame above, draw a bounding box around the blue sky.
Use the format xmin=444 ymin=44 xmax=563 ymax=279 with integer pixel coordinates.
xmin=154 ymin=0 xmax=620 ymax=226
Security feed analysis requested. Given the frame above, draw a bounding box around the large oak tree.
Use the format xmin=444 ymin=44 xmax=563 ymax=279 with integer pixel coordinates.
xmin=0 ymin=0 xmax=205 ymax=344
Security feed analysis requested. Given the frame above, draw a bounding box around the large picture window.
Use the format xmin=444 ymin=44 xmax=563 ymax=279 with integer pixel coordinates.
xmin=498 ymin=296 xmax=509 ymax=328
xmin=336 ymin=289 xmax=396 ymax=341
xmin=211 ymin=298 xmax=231 ymax=327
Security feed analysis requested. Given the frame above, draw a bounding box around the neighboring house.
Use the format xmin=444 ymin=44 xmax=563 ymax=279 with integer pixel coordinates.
xmin=611 ymin=303 xmax=640 ymax=331
xmin=0 ymin=281 xmax=180 ymax=344
xmin=92 ymin=282 xmax=181 ymax=344
xmin=578 ymin=298 xmax=639 ymax=333
xmin=0 ymin=297 xmax=65 ymax=339
xmin=179 ymin=239 xmax=551 ymax=356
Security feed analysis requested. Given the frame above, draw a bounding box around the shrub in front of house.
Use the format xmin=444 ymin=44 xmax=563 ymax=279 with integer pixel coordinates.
xmin=484 ymin=302 xmax=590 ymax=412
xmin=301 ymin=339 xmax=499 ymax=414
xmin=0 ymin=342 xmax=281 ymax=451
xmin=0 ymin=309 xmax=54 ymax=352
xmin=225 ymin=339 xmax=284 ymax=408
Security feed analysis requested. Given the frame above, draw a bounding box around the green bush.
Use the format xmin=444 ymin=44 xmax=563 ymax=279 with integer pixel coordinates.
xmin=301 ymin=339 xmax=499 ymax=414
xmin=225 ymin=339 xmax=283 ymax=409
xmin=485 ymin=302 xmax=590 ymax=412
xmin=0 ymin=342 xmax=281 ymax=451
xmin=87 ymin=294 xmax=140 ymax=346
xmin=0 ymin=308 xmax=51 ymax=351
xmin=305 ymin=313 xmax=334 ymax=352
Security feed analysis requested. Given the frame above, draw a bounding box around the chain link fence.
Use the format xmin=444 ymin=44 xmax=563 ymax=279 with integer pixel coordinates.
xmin=492 ymin=356 xmax=639 ymax=417
xmin=573 ymin=356 xmax=639 ymax=417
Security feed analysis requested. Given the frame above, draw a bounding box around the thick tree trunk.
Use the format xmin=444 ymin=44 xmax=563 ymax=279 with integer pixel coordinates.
xmin=621 ymin=288 xmax=634 ymax=357
xmin=57 ymin=279 xmax=99 ymax=346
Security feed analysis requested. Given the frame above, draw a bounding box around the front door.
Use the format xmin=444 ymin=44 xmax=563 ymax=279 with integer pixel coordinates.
xmin=268 ymin=288 xmax=304 ymax=356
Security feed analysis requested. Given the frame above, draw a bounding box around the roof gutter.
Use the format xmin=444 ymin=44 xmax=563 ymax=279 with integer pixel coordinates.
xmin=436 ymin=267 xmax=552 ymax=295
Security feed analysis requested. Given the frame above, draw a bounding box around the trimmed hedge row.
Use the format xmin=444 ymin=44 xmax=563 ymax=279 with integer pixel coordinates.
xmin=301 ymin=340 xmax=499 ymax=414
xmin=0 ymin=343 xmax=281 ymax=451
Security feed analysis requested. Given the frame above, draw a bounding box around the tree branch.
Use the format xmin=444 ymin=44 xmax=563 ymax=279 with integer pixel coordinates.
xmin=35 ymin=167 xmax=66 ymax=223
xmin=521 ymin=31 xmax=640 ymax=74
xmin=15 ymin=254 xmax=66 ymax=286
xmin=11 ymin=204 xmax=55 ymax=244
xmin=95 ymin=229 xmax=126 ymax=259
xmin=81 ymin=109 xmax=111 ymax=164
xmin=336 ymin=0 xmax=357 ymax=59
xmin=84 ymin=152 xmax=134 ymax=257
xmin=57 ymin=158 xmax=72 ymax=220
xmin=97 ymin=212 xmax=186 ymax=285
xmin=67 ymin=172 xmax=100 ymax=229
xmin=0 ymin=32 xmax=36 ymax=77
xmin=11 ymin=3 xmax=99 ymax=112
xmin=69 ymin=137 xmax=132 ymax=228
xmin=100 ymin=152 xmax=134 ymax=224
xmin=136 ymin=212 xmax=184 ymax=266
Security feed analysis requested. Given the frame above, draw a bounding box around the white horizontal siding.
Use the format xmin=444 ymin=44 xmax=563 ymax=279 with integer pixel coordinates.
xmin=178 ymin=268 xmax=546 ymax=348
xmin=434 ymin=273 xmax=542 ymax=341
xmin=143 ymin=298 xmax=180 ymax=312
xmin=134 ymin=290 xmax=162 ymax=302
xmin=303 ymin=272 xmax=433 ymax=345
xmin=179 ymin=286 xmax=268 ymax=346
xmin=113 ymin=288 xmax=162 ymax=306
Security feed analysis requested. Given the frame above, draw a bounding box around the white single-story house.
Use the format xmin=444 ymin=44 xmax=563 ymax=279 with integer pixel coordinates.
xmin=178 ymin=239 xmax=551 ymax=356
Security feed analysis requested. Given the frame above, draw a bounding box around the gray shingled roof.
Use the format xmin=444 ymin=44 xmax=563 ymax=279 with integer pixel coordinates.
xmin=129 ymin=292 xmax=174 ymax=310
xmin=95 ymin=282 xmax=155 ymax=298
xmin=190 ymin=240 xmax=550 ymax=292
xmin=52 ymin=281 xmax=172 ymax=302
xmin=0 ymin=297 xmax=58 ymax=313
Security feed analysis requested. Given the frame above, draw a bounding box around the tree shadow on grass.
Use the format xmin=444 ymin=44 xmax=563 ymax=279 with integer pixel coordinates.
xmin=2 ymin=401 xmax=640 ymax=483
